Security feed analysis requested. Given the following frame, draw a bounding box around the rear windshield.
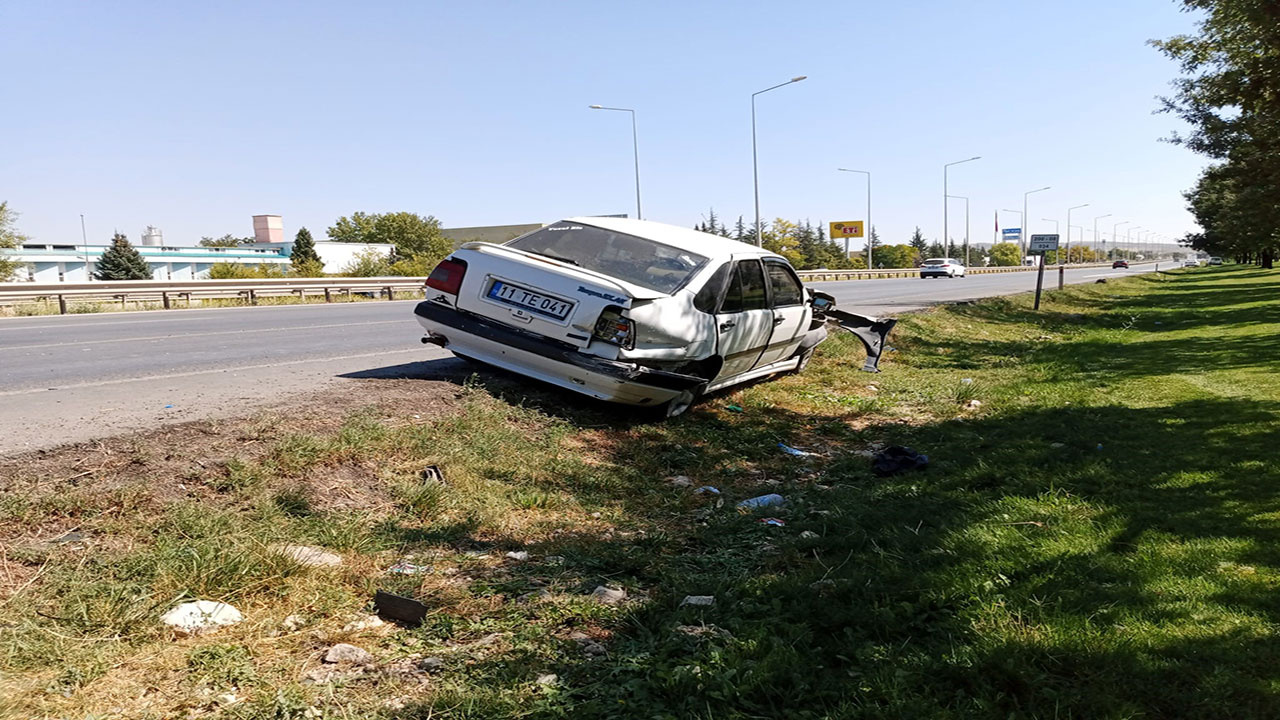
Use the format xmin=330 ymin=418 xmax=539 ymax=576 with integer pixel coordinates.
xmin=506 ymin=222 xmax=709 ymax=294
xmin=923 ymin=259 xmax=946 ymax=265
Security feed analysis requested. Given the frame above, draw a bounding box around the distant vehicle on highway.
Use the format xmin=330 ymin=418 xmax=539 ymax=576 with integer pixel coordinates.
xmin=1184 ymin=259 xmax=1200 ymax=267
xmin=919 ymin=258 xmax=966 ymax=279
xmin=1209 ymin=256 xmax=1223 ymax=265
xmin=414 ymin=217 xmax=834 ymax=417
xmin=1112 ymin=260 xmax=1129 ymax=269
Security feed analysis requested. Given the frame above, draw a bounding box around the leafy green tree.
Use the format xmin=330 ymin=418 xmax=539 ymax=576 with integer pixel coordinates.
xmin=908 ymin=227 xmax=928 ymax=254
xmin=95 ymin=233 xmax=152 ymax=280
xmin=0 ymin=201 xmax=29 ymax=281
xmin=326 ymin=212 xmax=379 ymax=244
xmin=990 ymin=242 xmax=1022 ymax=267
xmin=290 ymin=227 xmax=324 ymax=276
xmin=874 ymin=244 xmax=919 ymax=269
xmin=199 ymin=234 xmax=253 ymax=247
xmin=372 ymin=212 xmax=450 ymax=260
xmin=207 ymin=262 xmax=287 ymax=279
xmin=341 ymin=248 xmax=392 ymax=277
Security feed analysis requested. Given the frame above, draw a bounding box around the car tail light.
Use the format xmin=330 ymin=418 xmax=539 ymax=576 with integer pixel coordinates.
xmin=593 ymin=306 xmax=635 ymax=349
xmin=426 ymin=258 xmax=467 ymax=295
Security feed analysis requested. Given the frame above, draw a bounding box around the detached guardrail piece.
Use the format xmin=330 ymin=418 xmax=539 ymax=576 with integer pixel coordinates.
xmin=826 ymin=310 xmax=897 ymax=373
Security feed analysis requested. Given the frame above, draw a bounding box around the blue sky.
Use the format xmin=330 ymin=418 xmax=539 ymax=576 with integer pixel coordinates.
xmin=3 ymin=0 xmax=1205 ymax=250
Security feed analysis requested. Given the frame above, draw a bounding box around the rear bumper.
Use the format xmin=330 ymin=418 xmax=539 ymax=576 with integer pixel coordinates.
xmin=413 ymin=300 xmax=704 ymax=405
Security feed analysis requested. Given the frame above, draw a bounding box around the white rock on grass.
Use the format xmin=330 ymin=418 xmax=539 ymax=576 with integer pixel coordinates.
xmin=342 ymin=615 xmax=386 ymax=633
xmin=160 ymin=601 xmax=243 ymax=635
xmin=323 ymin=643 xmax=374 ymax=665
xmin=590 ymin=586 xmax=627 ymax=605
xmin=536 ymin=673 xmax=559 ymax=685
xmin=272 ymin=544 xmax=342 ymax=568
xmin=679 ymin=595 xmax=715 ymax=607
xmin=667 ymin=475 xmax=693 ymax=487
xmin=799 ymin=530 xmax=819 ymax=540
xmin=505 ymin=551 xmax=530 ymax=562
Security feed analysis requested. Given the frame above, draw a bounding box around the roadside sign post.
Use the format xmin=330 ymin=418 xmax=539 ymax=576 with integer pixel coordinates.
xmin=1029 ymin=234 xmax=1060 ymax=310
xmin=829 ymin=221 xmax=864 ymax=263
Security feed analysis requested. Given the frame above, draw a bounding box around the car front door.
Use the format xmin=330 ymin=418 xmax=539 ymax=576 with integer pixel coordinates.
xmin=714 ymin=258 xmax=774 ymax=380
xmin=755 ymin=260 xmax=811 ymax=367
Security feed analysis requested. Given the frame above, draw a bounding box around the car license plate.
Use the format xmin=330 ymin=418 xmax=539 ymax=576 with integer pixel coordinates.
xmin=487 ymin=280 xmax=574 ymax=320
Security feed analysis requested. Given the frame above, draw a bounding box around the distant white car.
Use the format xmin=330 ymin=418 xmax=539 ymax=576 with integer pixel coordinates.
xmin=414 ymin=217 xmax=834 ymax=417
xmin=920 ymin=258 xmax=966 ymax=278
xmin=1184 ymin=259 xmax=1200 ymax=268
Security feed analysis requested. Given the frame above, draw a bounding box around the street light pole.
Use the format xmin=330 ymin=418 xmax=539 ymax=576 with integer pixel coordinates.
xmin=1127 ymin=225 xmax=1141 ymax=259
xmin=752 ymin=76 xmax=807 ymax=246
xmin=948 ymin=195 xmax=970 ymax=265
xmin=1022 ymin=186 xmax=1051 ymax=258
xmin=944 ymin=157 xmax=980 ymax=256
xmin=1093 ymin=213 xmax=1111 ymax=259
xmin=1111 ymin=221 xmax=1130 ymax=260
xmin=837 ymin=168 xmax=871 ymax=267
xmin=589 ymin=105 xmax=642 ymax=220
xmin=80 ymin=214 xmax=91 ymax=281
xmin=1065 ymin=204 xmax=1088 ymax=264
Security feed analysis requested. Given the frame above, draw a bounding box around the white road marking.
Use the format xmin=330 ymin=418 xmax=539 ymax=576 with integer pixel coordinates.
xmin=0 ymin=299 xmax=421 ymax=331
xmin=0 ymin=347 xmax=429 ymax=397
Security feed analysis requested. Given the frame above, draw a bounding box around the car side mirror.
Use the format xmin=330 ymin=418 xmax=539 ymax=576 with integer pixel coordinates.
xmin=810 ymin=291 xmax=836 ymax=313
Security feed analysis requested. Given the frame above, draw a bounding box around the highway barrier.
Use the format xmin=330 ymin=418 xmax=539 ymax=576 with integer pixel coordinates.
xmin=795 ymin=262 xmax=1120 ymax=282
xmin=0 ymin=277 xmax=430 ymax=314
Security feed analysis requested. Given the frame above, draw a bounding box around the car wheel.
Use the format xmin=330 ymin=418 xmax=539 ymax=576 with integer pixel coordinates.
xmin=658 ymin=388 xmax=698 ymax=419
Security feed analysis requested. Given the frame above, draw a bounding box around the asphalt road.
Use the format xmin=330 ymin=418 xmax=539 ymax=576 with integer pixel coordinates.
xmin=0 ymin=262 xmax=1160 ymax=454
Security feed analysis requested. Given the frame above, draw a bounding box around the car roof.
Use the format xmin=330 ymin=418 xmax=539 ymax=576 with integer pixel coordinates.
xmin=563 ymin=216 xmax=782 ymax=261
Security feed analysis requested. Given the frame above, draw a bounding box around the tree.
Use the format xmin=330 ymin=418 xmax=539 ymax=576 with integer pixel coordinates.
xmin=95 ymin=233 xmax=153 ymax=280
xmin=990 ymin=242 xmax=1022 ymax=267
xmin=207 ymin=262 xmax=286 ymax=279
xmin=874 ymin=244 xmax=919 ymax=269
xmin=326 ymin=212 xmax=379 ymax=244
xmin=341 ymin=248 xmax=393 ymax=277
xmin=908 ymin=227 xmax=928 ymax=254
xmin=290 ymin=227 xmax=324 ymax=276
xmin=1153 ymin=0 xmax=1280 ymax=267
xmin=0 ymin=201 xmax=29 ymax=281
xmin=199 ymin=234 xmax=253 ymax=247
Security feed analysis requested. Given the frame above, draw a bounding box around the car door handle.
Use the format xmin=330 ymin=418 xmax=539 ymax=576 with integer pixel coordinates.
xmin=719 ymin=321 xmax=736 ymax=332
xmin=773 ymin=316 xmax=785 ymax=326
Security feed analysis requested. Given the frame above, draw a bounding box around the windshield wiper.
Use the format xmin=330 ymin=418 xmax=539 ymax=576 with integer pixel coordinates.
xmin=529 ymin=251 xmax=580 ymax=266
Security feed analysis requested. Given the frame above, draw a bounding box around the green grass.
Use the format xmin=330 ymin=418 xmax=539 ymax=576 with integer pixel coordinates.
xmin=1 ymin=264 xmax=1278 ymax=718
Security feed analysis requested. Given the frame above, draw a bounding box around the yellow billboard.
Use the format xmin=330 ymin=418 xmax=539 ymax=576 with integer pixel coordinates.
xmin=829 ymin=221 xmax=864 ymax=239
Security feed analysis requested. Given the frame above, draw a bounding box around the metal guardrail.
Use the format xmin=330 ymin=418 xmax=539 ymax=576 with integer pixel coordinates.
xmin=0 ymin=277 xmax=430 ymax=314
xmin=795 ymin=262 xmax=1119 ymax=282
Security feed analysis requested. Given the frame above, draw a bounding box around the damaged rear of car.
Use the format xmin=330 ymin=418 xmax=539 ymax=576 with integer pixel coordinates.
xmin=414 ymin=217 xmax=876 ymax=417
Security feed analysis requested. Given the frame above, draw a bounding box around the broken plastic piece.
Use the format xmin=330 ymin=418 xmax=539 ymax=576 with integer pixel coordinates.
xmin=421 ymin=465 xmax=445 ymax=484
xmin=825 ymin=310 xmax=897 ymax=372
xmin=759 ymin=518 xmax=786 ymax=527
xmin=737 ymin=493 xmax=784 ymax=510
xmin=726 ymin=405 xmax=744 ymax=413
xmin=693 ymin=486 xmax=721 ymax=496
xmin=374 ymin=590 xmax=429 ymax=626
xmin=387 ymin=560 xmax=431 ymax=575
xmin=778 ymin=443 xmax=818 ymax=457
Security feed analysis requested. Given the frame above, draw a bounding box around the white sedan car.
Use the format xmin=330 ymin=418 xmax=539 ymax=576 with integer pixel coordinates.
xmin=919 ymin=258 xmax=966 ymax=278
xmin=414 ymin=217 xmax=834 ymax=417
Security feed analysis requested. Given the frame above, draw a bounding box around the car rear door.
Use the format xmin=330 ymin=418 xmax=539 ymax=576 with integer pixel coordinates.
xmin=755 ymin=260 xmax=811 ymax=367
xmin=714 ymin=258 xmax=774 ymax=379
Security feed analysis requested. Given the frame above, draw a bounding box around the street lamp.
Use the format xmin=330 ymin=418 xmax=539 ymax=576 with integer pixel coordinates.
xmin=837 ymin=168 xmax=871 ymax=267
xmin=80 ymin=214 xmax=91 ymax=281
xmin=1065 ymin=204 xmax=1089 ymax=264
xmin=1111 ymin=220 xmax=1130 ymax=260
xmin=1041 ymin=218 xmax=1060 ymax=233
xmin=751 ymin=76 xmax=807 ymax=246
xmin=948 ymin=195 xmax=970 ymax=265
xmin=944 ymin=157 xmax=980 ymax=254
xmin=589 ymin=105 xmax=642 ymax=220
xmin=1093 ymin=213 xmax=1112 ymax=258
xmin=1127 ymin=225 xmax=1141 ymax=260
xmin=1023 ymin=186 xmax=1051 ymax=256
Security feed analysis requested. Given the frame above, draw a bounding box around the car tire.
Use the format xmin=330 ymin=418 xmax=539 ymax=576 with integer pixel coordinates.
xmin=658 ymin=387 xmax=699 ymax=419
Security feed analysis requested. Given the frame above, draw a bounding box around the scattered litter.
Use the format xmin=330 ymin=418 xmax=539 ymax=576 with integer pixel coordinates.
xmin=536 ymin=673 xmax=559 ymax=685
xmin=693 ymin=486 xmax=721 ymax=496
xmin=590 ymin=512 xmax=602 ymax=519
xmin=342 ymin=615 xmax=386 ymax=633
xmin=163 ymin=404 xmax=174 ymax=409
xmin=323 ymin=643 xmax=374 ymax=665
xmin=871 ymin=446 xmax=929 ymax=477
xmin=505 ymin=551 xmax=530 ymax=562
xmin=778 ymin=443 xmax=819 ymax=457
xmin=961 ymin=378 xmax=973 ymax=385
xmin=1050 ymin=442 xmax=1065 ymax=449
xmin=867 ymin=385 xmax=879 ymax=392
xmin=387 ymin=559 xmax=431 ymax=575
xmin=544 ymin=555 xmax=565 ymax=565
xmin=462 ymin=550 xmax=491 ymax=559
xmin=799 ymin=530 xmax=819 ymax=540
xmin=679 ymin=595 xmax=715 ymax=607
xmin=420 ymin=465 xmax=445 ymax=484
xmin=160 ymin=601 xmax=243 ymax=635
xmin=272 ymin=544 xmax=342 ymax=568
xmin=419 ymin=657 xmax=445 ymax=672
xmin=675 ymin=624 xmax=733 ymax=639
xmin=737 ymin=493 xmax=784 ymax=510
xmin=1095 ymin=278 xmax=1107 ymax=284
xmin=215 ymin=693 xmax=240 ymax=706
xmin=966 ymin=399 xmax=982 ymax=409
xmin=667 ymin=475 xmax=693 ymax=487
xmin=589 ymin=585 xmax=627 ymax=605
xmin=726 ymin=404 xmax=744 ymax=413
xmin=759 ymin=518 xmax=786 ymax=527
xmin=281 ymin=615 xmax=307 ymax=632
xmin=374 ymin=590 xmax=429 ymax=626
xmin=1096 ymin=443 xmax=1104 ymax=451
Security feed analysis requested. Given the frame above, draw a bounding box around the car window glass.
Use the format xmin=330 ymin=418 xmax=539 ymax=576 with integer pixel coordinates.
xmin=693 ymin=263 xmax=730 ymax=314
xmin=720 ymin=260 xmax=767 ymax=313
xmin=766 ymin=262 xmax=804 ymax=307
xmin=507 ymin=222 xmax=709 ymax=294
